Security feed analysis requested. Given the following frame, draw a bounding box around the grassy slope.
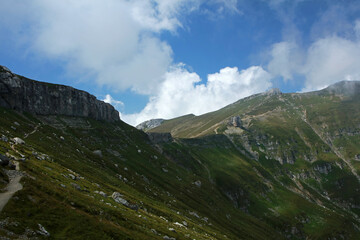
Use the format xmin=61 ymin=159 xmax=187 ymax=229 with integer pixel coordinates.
xmin=147 ymin=84 xmax=360 ymax=238
xmin=0 ymin=108 xmax=283 ymax=240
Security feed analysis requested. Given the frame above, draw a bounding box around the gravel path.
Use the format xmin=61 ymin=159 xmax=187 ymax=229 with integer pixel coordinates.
xmin=0 ymin=163 xmax=23 ymax=212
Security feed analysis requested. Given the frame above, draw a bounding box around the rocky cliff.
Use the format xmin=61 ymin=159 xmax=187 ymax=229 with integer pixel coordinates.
xmin=0 ymin=66 xmax=120 ymax=122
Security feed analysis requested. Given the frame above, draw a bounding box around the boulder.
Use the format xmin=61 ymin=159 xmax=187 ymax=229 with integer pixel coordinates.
xmin=194 ymin=180 xmax=202 ymax=187
xmin=1 ymin=135 xmax=8 ymax=142
xmin=93 ymin=150 xmax=102 ymax=157
xmin=0 ymin=154 xmax=10 ymax=166
xmin=112 ymin=192 xmax=138 ymax=210
xmin=70 ymin=183 xmax=81 ymax=191
xmin=13 ymin=137 xmax=25 ymax=145
xmin=37 ymin=224 xmax=50 ymax=237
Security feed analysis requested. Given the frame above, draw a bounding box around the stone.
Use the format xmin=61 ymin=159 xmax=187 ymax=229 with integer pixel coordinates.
xmin=174 ymin=222 xmax=185 ymax=228
xmin=112 ymin=192 xmax=138 ymax=210
xmin=93 ymin=150 xmax=102 ymax=157
xmin=194 ymin=180 xmax=202 ymax=187
xmin=13 ymin=137 xmax=25 ymax=145
xmin=98 ymin=191 xmax=107 ymax=197
xmin=68 ymin=174 xmax=76 ymax=180
xmin=70 ymin=183 xmax=81 ymax=191
xmin=37 ymin=224 xmax=50 ymax=237
xmin=163 ymin=236 xmax=176 ymax=240
xmin=0 ymin=154 xmax=10 ymax=166
xmin=0 ymin=135 xmax=8 ymax=142
xmin=189 ymin=211 xmax=200 ymax=218
xmin=0 ymin=65 xmax=120 ymax=122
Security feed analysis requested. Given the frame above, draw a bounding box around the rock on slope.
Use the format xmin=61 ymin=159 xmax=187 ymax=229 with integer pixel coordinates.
xmin=0 ymin=66 xmax=120 ymax=122
xmin=136 ymin=119 xmax=164 ymax=131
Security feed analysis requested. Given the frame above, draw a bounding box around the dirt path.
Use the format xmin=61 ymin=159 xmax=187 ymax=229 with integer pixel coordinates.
xmin=24 ymin=124 xmax=40 ymax=139
xmin=0 ymin=162 xmax=23 ymax=212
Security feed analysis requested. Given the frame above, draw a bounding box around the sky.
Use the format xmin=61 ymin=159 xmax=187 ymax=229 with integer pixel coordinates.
xmin=1 ymin=0 xmax=360 ymax=126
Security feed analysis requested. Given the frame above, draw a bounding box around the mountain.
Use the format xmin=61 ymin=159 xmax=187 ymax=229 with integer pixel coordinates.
xmin=0 ymin=66 xmax=120 ymax=122
xmin=0 ymin=66 xmax=360 ymax=239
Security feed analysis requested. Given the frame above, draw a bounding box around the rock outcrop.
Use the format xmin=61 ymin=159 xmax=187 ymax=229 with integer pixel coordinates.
xmin=228 ymin=116 xmax=242 ymax=127
xmin=136 ymin=119 xmax=164 ymax=131
xmin=0 ymin=66 xmax=120 ymax=122
xmin=147 ymin=132 xmax=173 ymax=144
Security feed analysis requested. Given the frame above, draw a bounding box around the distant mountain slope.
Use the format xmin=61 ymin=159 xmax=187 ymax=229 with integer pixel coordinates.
xmin=149 ymin=81 xmax=360 ymax=139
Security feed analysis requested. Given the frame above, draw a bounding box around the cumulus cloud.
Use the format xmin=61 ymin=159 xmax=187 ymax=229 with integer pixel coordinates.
xmin=0 ymin=0 xmax=242 ymax=95
xmin=0 ymin=0 xmax=273 ymax=126
xmin=122 ymin=65 xmax=272 ymax=125
xmin=267 ymin=20 xmax=360 ymax=92
xmin=103 ymin=94 xmax=124 ymax=109
xmin=301 ymin=36 xmax=360 ymax=91
xmin=267 ymin=41 xmax=302 ymax=82
xmin=0 ymin=0 xmax=203 ymax=94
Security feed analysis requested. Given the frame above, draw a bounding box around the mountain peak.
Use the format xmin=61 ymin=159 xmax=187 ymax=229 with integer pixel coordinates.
xmin=265 ymin=88 xmax=282 ymax=96
xmin=323 ymin=80 xmax=360 ymax=96
xmin=136 ymin=118 xmax=164 ymax=131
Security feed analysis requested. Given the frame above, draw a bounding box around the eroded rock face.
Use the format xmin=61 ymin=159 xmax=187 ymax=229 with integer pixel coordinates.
xmin=228 ymin=116 xmax=242 ymax=127
xmin=0 ymin=66 xmax=120 ymax=122
xmin=136 ymin=119 xmax=164 ymax=131
xmin=313 ymin=163 xmax=332 ymax=175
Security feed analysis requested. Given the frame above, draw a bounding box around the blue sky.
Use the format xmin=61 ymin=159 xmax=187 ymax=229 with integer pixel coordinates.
xmin=1 ymin=0 xmax=360 ymax=125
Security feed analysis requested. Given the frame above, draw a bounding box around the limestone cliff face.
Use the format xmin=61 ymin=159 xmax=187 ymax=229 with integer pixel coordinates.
xmin=0 ymin=66 xmax=120 ymax=122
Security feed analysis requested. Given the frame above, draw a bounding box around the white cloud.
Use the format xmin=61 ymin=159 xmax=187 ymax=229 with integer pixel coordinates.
xmin=122 ymin=65 xmax=272 ymax=125
xmin=0 ymin=0 xmax=244 ymax=95
xmin=301 ymin=36 xmax=360 ymax=91
xmin=267 ymin=20 xmax=360 ymax=92
xmin=103 ymin=94 xmax=124 ymax=110
xmin=267 ymin=41 xmax=302 ymax=81
xmin=0 ymin=0 xmax=203 ymax=94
